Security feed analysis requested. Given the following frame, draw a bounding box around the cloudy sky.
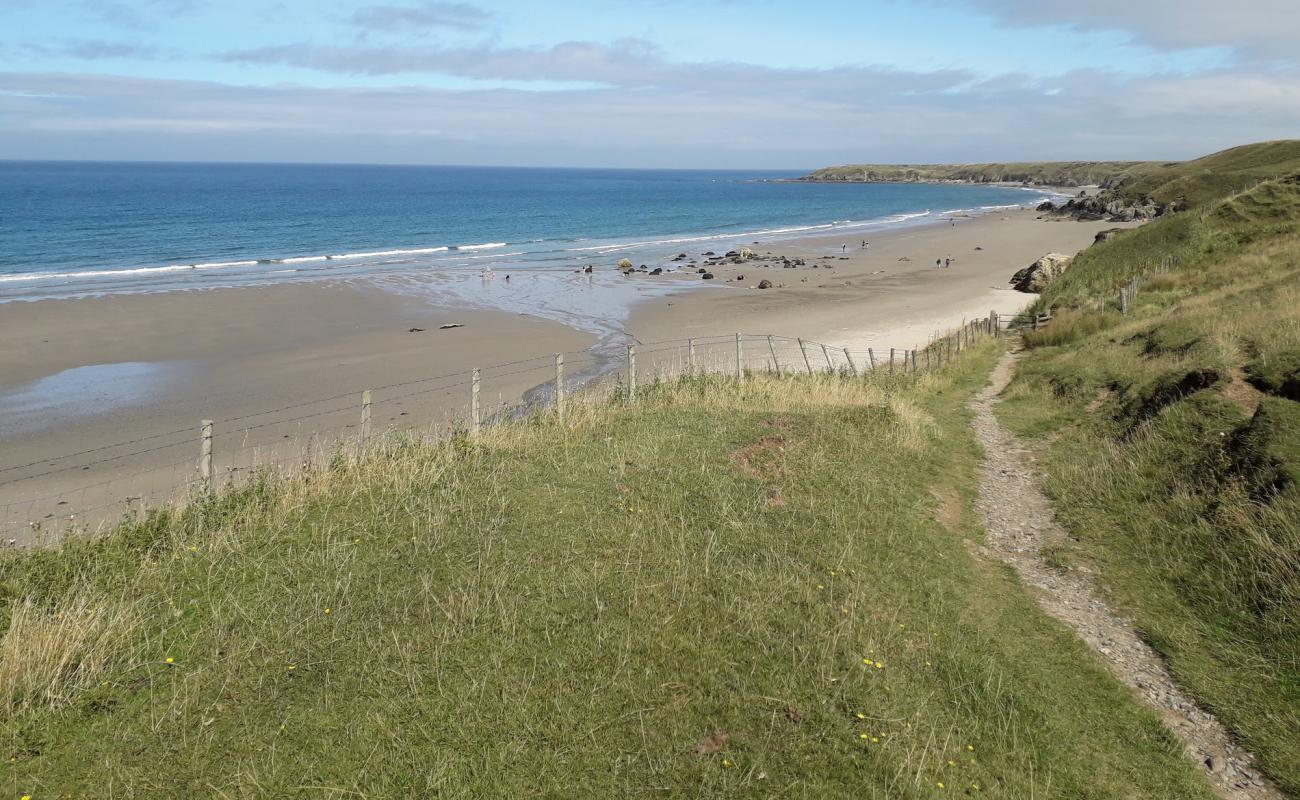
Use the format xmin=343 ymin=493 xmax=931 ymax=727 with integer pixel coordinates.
xmin=1 ymin=0 xmax=1297 ymax=167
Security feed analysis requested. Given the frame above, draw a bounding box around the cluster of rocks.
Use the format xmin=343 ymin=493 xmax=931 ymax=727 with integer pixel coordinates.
xmin=585 ymin=246 xmax=848 ymax=287
xmin=1037 ymin=191 xmax=1187 ymax=223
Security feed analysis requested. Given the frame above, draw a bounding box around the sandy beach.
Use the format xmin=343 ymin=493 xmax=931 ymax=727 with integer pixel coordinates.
xmin=629 ymin=208 xmax=1127 ymax=349
xmin=0 ymin=208 xmax=1123 ymax=542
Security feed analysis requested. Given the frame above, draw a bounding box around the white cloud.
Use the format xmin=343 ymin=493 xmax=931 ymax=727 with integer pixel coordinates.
xmin=945 ymin=0 xmax=1300 ymax=62
xmin=2 ymin=64 xmax=1298 ymax=167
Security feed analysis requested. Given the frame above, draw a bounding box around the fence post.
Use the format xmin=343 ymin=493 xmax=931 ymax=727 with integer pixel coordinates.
xmin=911 ymin=350 xmax=918 ymax=372
xmin=768 ymin=335 xmax=782 ymax=377
xmin=1119 ymin=289 xmax=1127 ymax=316
xmin=470 ymin=370 xmax=480 ymax=435
xmin=798 ymin=338 xmax=814 ymax=375
xmin=925 ymin=347 xmax=931 ymax=371
xmin=199 ymin=419 xmax=213 ymax=488
xmin=889 ymin=347 xmax=895 ymax=375
xmin=628 ymin=345 xmax=637 ymax=402
xmin=990 ymin=311 xmax=996 ymax=335
xmin=554 ymin=354 xmax=565 ymax=420
xmin=360 ymin=390 xmax=372 ymax=452
xmin=688 ymin=338 xmax=696 ymax=373
xmin=820 ymin=343 xmax=835 ymax=372
xmin=867 ymin=347 xmax=876 ymax=371
xmin=736 ymin=332 xmax=744 ymax=382
xmin=843 ymin=347 xmax=858 ymax=376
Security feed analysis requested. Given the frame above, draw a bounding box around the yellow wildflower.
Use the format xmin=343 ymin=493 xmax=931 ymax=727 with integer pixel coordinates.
xmin=164 ymin=657 xmax=174 ymax=665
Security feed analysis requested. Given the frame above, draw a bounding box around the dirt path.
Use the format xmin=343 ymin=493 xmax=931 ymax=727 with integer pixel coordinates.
xmin=971 ymin=351 xmax=1283 ymax=800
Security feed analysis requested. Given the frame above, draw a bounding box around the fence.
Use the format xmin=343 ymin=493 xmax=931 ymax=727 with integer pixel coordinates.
xmin=1 ymin=317 xmax=1008 ymax=545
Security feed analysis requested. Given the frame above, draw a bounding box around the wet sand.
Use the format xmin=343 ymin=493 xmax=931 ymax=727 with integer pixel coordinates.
xmin=1 ymin=207 xmax=1122 ymax=542
xmin=0 ymin=284 xmax=593 ymax=542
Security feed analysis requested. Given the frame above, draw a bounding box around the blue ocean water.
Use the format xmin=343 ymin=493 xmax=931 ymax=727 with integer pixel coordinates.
xmin=0 ymin=161 xmax=1052 ymax=301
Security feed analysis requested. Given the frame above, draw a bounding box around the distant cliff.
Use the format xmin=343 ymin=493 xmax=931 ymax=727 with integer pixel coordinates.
xmin=800 ymin=161 xmax=1163 ymax=188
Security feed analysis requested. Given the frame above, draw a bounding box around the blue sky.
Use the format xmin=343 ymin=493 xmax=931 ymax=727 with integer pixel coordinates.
xmin=1 ymin=0 xmax=1297 ymax=167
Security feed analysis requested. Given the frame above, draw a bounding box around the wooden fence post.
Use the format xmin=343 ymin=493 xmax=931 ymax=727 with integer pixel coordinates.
xmin=798 ymin=338 xmax=814 ymax=375
xmin=820 ymin=343 xmax=835 ymax=372
xmin=687 ymin=338 xmax=696 ymax=373
xmin=925 ymin=347 xmax=931 ymax=371
xmin=843 ymin=347 xmax=858 ymax=376
xmin=889 ymin=347 xmax=895 ymax=375
xmin=360 ymin=390 xmax=372 ymax=452
xmin=199 ymin=419 xmax=213 ymax=487
xmin=768 ymin=335 xmax=782 ymax=377
xmin=867 ymin=348 xmax=876 ymax=371
xmin=911 ymin=350 xmax=918 ymax=371
xmin=736 ymin=332 xmax=744 ymax=382
xmin=628 ymin=345 xmax=637 ymax=402
xmin=470 ymin=371 xmax=480 ymax=435
xmin=554 ymin=354 xmax=565 ymax=420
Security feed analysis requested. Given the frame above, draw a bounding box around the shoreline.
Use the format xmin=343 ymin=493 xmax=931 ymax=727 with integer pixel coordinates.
xmin=0 ymin=205 xmax=1126 ymax=542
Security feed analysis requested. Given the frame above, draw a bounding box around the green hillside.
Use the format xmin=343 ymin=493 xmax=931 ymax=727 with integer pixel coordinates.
xmin=1105 ymin=139 xmax=1300 ymax=207
xmin=999 ymin=171 xmax=1300 ymax=793
xmin=1 ymin=359 xmax=1214 ymax=797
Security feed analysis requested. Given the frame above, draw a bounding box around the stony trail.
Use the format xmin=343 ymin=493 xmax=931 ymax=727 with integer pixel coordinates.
xmin=970 ymin=350 xmax=1284 ymax=800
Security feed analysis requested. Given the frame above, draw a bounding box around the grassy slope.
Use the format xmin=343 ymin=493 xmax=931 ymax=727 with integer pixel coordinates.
xmin=1108 ymin=140 xmax=1300 ymax=208
xmin=803 ymin=161 xmax=1156 ymax=186
xmin=1 ymin=356 xmax=1214 ymax=798
xmin=998 ymin=174 xmax=1300 ymax=792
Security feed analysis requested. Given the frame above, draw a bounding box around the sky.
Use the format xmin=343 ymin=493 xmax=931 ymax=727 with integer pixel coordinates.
xmin=0 ymin=0 xmax=1297 ymax=168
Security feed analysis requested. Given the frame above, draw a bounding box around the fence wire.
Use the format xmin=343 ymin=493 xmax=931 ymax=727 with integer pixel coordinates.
xmin=1 ymin=320 xmax=1009 ymax=543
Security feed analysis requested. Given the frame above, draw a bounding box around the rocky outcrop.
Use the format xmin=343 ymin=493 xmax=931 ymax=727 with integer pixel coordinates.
xmin=1093 ymin=228 xmax=1125 ymax=245
xmin=1010 ymin=253 xmax=1073 ymax=293
xmin=1045 ymin=194 xmax=1187 ymax=223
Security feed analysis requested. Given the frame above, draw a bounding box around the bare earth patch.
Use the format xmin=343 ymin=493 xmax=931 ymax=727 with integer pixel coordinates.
xmin=733 ymin=435 xmax=789 ymax=481
xmin=972 ymin=352 xmax=1283 ymax=800
xmin=1222 ymin=368 xmax=1265 ymax=415
xmin=929 ymin=485 xmax=963 ymax=532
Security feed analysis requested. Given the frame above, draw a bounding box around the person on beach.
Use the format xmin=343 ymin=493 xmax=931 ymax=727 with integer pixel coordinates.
xmin=944 ymin=258 xmax=951 ymax=269
xmin=935 ymin=258 xmax=942 ymax=269
xmin=842 ymin=243 xmax=847 ymax=253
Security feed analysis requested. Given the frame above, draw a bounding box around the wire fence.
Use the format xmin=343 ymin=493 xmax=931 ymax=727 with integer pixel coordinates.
xmin=1 ymin=317 xmax=1010 ymax=544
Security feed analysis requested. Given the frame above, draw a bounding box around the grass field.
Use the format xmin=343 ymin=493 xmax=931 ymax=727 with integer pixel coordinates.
xmin=999 ymin=173 xmax=1300 ymax=794
xmin=0 ymin=350 xmax=1216 ymax=798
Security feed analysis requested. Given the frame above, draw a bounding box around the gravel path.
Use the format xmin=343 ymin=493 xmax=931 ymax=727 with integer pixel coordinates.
xmin=971 ymin=350 xmax=1283 ymax=800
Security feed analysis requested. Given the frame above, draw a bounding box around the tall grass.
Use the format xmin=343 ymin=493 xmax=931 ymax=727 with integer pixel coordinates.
xmin=998 ymin=178 xmax=1300 ymax=793
xmin=0 ymin=350 xmax=1213 ymax=798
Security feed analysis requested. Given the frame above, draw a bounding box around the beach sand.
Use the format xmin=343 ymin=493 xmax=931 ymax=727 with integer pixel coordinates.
xmin=0 ymin=284 xmax=593 ymax=542
xmin=629 ymin=208 xmax=1128 ymax=351
xmin=1 ymin=208 xmax=1123 ymax=542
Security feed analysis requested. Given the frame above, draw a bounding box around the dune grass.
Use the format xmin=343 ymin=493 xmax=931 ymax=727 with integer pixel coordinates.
xmin=998 ymin=175 xmax=1300 ymax=793
xmin=0 ymin=351 xmax=1214 ymax=798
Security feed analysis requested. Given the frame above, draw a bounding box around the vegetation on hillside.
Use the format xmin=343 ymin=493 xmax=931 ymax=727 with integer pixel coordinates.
xmin=801 ymin=160 xmax=1156 ymax=187
xmin=999 ymin=172 xmax=1300 ymax=793
xmin=0 ymin=358 xmax=1215 ymax=797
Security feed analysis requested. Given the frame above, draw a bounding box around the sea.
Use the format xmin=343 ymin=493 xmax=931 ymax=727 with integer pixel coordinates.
xmin=0 ymin=161 xmax=1056 ymax=332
